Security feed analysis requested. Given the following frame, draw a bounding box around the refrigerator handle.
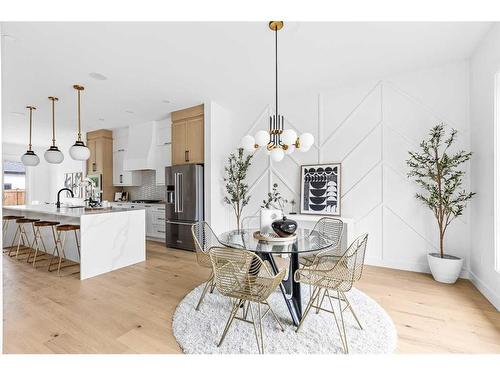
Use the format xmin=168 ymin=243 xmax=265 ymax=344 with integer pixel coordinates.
xmin=178 ymin=173 xmax=183 ymax=212
xmin=174 ymin=172 xmax=179 ymax=213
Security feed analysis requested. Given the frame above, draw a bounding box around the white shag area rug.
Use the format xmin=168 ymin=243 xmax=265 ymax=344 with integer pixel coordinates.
xmin=172 ymin=284 xmax=397 ymax=354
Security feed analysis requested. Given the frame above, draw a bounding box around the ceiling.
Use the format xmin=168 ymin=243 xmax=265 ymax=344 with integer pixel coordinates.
xmin=1 ymin=22 xmax=493 ymax=146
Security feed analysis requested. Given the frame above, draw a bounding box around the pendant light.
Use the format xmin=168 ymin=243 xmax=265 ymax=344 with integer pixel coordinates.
xmin=44 ymin=96 xmax=64 ymax=164
xmin=240 ymin=21 xmax=314 ymax=160
xmin=21 ymin=106 xmax=40 ymax=167
xmin=69 ymin=84 xmax=90 ymax=161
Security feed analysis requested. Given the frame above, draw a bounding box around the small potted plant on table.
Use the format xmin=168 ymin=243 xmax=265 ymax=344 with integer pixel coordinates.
xmin=407 ymin=123 xmax=475 ymax=284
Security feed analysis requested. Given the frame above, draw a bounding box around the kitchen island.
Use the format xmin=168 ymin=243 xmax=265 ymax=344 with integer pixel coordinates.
xmin=3 ymin=204 xmax=146 ymax=280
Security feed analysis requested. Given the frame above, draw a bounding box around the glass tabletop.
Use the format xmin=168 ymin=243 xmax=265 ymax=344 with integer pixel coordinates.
xmin=218 ymin=228 xmax=334 ymax=254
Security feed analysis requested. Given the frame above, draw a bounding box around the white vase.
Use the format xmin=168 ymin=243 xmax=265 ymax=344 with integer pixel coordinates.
xmin=427 ymin=253 xmax=463 ymax=284
xmin=260 ymin=208 xmax=282 ymax=235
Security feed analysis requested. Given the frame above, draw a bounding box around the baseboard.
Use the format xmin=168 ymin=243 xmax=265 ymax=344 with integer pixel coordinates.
xmin=365 ymin=257 xmax=470 ymax=279
xmin=469 ymin=271 xmax=500 ymax=311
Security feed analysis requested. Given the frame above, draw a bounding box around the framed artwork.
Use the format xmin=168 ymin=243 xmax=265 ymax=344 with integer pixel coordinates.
xmin=300 ymin=163 xmax=341 ymax=216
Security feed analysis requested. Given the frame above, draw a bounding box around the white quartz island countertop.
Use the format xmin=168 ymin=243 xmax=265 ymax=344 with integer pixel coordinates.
xmin=3 ymin=204 xmax=146 ymax=280
xmin=4 ymin=204 xmax=144 ymax=218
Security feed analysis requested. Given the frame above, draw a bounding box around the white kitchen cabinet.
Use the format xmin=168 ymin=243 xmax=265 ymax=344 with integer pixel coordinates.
xmin=110 ymin=202 xmax=166 ymax=241
xmin=156 ymin=121 xmax=171 ymax=146
xmin=112 ymin=133 xmax=142 ymax=187
xmin=154 ymin=143 xmax=171 ymax=185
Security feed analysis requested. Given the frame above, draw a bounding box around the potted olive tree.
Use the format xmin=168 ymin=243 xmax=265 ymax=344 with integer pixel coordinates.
xmin=223 ymin=148 xmax=253 ymax=232
xmin=407 ymin=123 xmax=475 ymax=284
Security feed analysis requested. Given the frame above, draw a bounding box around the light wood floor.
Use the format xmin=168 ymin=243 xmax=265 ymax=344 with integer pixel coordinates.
xmin=3 ymin=240 xmax=500 ymax=353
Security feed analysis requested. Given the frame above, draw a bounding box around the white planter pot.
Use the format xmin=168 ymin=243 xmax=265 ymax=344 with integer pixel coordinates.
xmin=260 ymin=208 xmax=282 ymax=235
xmin=427 ymin=253 xmax=463 ymax=284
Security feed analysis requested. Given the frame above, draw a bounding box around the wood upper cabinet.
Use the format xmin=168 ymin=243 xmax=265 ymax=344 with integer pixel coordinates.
xmin=86 ymin=129 xmax=117 ymax=201
xmin=172 ymin=121 xmax=188 ymax=165
xmin=171 ymin=104 xmax=204 ymax=165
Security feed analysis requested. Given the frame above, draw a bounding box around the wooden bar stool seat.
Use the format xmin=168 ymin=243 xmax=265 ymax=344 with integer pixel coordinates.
xmin=28 ymin=221 xmax=60 ymax=267
xmin=2 ymin=215 xmax=24 ymax=252
xmin=48 ymin=224 xmax=81 ymax=276
xmin=34 ymin=221 xmax=61 ymax=227
xmin=11 ymin=218 xmax=40 ymax=259
xmin=56 ymin=224 xmax=80 ymax=231
xmin=3 ymin=215 xmax=24 ymax=220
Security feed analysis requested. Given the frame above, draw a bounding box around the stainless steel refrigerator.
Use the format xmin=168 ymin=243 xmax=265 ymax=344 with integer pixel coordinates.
xmin=165 ymin=164 xmax=204 ymax=251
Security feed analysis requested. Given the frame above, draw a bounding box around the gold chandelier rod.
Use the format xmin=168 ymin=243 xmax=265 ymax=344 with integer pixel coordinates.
xmin=26 ymin=105 xmax=36 ymax=150
xmin=73 ymin=84 xmax=84 ymax=141
xmin=48 ymin=97 xmax=58 ymax=146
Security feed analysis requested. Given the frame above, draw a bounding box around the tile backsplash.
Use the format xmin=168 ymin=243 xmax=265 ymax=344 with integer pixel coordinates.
xmin=121 ymin=170 xmax=165 ymax=201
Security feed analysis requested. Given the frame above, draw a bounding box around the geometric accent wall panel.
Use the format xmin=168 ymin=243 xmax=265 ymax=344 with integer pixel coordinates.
xmin=222 ymin=64 xmax=470 ymax=274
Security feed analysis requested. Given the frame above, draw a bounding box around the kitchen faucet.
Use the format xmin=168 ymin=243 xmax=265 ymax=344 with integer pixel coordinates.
xmin=56 ymin=188 xmax=74 ymax=208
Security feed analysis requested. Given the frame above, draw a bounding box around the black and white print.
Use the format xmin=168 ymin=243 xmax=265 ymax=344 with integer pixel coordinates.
xmin=300 ymin=163 xmax=341 ymax=216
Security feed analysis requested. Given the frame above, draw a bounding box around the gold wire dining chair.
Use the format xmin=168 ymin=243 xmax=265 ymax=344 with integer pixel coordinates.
xmin=191 ymin=221 xmax=226 ymax=311
xmin=241 ymin=215 xmax=260 ymax=231
xmin=294 ymin=233 xmax=368 ymax=354
xmin=299 ymin=217 xmax=344 ymax=267
xmin=209 ymin=246 xmax=286 ymax=354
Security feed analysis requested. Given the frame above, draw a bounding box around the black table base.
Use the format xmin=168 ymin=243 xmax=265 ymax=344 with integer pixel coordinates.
xmin=258 ymin=244 xmax=302 ymax=326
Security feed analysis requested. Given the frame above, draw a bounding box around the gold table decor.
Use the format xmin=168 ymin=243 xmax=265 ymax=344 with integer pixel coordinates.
xmin=253 ymin=230 xmax=297 ymax=243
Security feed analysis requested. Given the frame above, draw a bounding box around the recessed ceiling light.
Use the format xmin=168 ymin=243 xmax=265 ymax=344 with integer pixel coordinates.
xmin=98 ymin=118 xmax=105 ymax=121
xmin=125 ymin=110 xmax=134 ymax=114
xmin=89 ymin=72 xmax=107 ymax=81
xmin=162 ymin=100 xmax=171 ymax=104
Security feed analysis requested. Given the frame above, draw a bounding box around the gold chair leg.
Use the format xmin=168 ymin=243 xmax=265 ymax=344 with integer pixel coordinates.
xmin=340 ymin=290 xmax=363 ymax=330
xmin=316 ymin=288 xmax=327 ymax=314
xmin=195 ymin=272 xmax=214 ymax=311
xmin=322 ymin=289 xmax=348 ymax=354
xmin=257 ymin=302 xmax=264 ymax=354
xmin=218 ymin=298 xmax=241 ymax=347
xmin=296 ymin=286 xmax=321 ymax=333
xmin=264 ymin=300 xmax=284 ymax=332
xmin=248 ymin=302 xmax=263 ymax=354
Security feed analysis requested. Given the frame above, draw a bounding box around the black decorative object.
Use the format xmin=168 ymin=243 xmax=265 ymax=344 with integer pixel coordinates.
xmin=272 ymin=216 xmax=298 ymax=237
xmin=300 ymin=163 xmax=341 ymax=216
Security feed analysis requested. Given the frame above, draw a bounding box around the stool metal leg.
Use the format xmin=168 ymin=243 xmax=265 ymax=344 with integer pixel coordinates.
xmin=14 ymin=224 xmax=31 ymax=259
xmin=7 ymin=225 xmax=21 ymax=256
xmin=29 ymin=227 xmax=49 ymax=267
xmin=48 ymin=226 xmax=61 ymax=272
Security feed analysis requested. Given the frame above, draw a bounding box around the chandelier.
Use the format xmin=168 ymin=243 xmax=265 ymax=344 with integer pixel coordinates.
xmin=241 ymin=21 xmax=314 ymax=162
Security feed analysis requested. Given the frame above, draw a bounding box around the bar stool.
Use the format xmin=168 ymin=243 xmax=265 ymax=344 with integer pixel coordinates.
xmin=48 ymin=224 xmax=81 ymax=276
xmin=2 ymin=215 xmax=24 ymax=253
xmin=27 ymin=220 xmax=60 ymax=268
xmin=11 ymin=218 xmax=40 ymax=259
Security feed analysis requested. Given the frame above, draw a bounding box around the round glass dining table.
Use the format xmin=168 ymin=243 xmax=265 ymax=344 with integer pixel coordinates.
xmin=219 ymin=228 xmax=334 ymax=326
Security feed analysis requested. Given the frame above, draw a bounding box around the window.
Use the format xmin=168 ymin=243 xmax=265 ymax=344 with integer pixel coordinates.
xmin=3 ymin=160 xmax=26 ymax=205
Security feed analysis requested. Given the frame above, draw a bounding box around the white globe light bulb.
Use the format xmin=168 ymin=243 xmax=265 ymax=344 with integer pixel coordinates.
xmin=44 ymin=147 xmax=64 ymax=164
xmin=270 ymin=147 xmax=285 ymax=162
xmin=69 ymin=142 xmax=91 ymax=161
xmin=254 ymin=130 xmax=269 ymax=147
xmin=299 ymin=132 xmax=314 ymax=149
xmin=281 ymin=129 xmax=298 ymax=145
xmin=284 ymin=145 xmax=295 ymax=155
xmin=240 ymin=135 xmax=256 ymax=152
xmin=21 ymin=151 xmax=40 ymax=167
xmin=299 ymin=145 xmax=311 ymax=153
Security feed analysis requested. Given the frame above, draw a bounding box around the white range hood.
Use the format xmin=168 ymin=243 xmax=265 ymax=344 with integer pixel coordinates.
xmin=123 ymin=121 xmax=156 ymax=171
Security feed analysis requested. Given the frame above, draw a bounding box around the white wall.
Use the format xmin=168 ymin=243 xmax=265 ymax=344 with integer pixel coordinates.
xmin=470 ymin=24 xmax=500 ymax=310
xmin=208 ymin=61 xmax=472 ymax=277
